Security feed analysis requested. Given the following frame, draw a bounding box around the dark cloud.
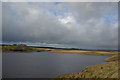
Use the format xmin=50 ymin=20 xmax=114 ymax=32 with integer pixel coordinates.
xmin=2 ymin=2 xmax=118 ymax=49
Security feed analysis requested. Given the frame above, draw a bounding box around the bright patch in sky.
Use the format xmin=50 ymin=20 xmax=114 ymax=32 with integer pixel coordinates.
xmin=58 ymin=16 xmax=76 ymax=24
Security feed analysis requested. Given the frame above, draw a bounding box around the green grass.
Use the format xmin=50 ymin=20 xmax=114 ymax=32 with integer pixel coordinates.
xmin=2 ymin=44 xmax=36 ymax=52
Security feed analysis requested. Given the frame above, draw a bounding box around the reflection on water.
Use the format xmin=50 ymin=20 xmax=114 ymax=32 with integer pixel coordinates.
xmin=3 ymin=52 xmax=108 ymax=78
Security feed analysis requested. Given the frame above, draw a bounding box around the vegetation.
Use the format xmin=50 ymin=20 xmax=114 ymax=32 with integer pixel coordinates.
xmin=56 ymin=62 xmax=118 ymax=78
xmin=1 ymin=44 xmax=118 ymax=56
xmin=56 ymin=53 xmax=119 ymax=78
xmin=1 ymin=44 xmax=55 ymax=52
xmin=1 ymin=44 xmax=36 ymax=52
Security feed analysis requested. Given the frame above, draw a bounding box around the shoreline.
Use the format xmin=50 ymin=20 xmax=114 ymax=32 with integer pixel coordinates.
xmin=1 ymin=44 xmax=119 ymax=78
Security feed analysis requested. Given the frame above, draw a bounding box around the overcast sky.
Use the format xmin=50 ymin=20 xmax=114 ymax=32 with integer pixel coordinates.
xmin=2 ymin=2 xmax=118 ymax=49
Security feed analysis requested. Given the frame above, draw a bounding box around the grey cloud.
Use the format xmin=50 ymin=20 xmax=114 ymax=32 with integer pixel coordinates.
xmin=2 ymin=2 xmax=118 ymax=49
xmin=65 ymin=2 xmax=118 ymax=23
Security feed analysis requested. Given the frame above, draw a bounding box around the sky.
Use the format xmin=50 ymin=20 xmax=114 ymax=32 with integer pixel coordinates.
xmin=2 ymin=2 xmax=118 ymax=50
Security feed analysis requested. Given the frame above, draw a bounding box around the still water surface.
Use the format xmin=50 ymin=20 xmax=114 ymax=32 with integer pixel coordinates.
xmin=3 ymin=52 xmax=108 ymax=78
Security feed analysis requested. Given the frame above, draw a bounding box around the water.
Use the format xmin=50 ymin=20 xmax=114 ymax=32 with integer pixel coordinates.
xmin=2 ymin=52 xmax=108 ymax=78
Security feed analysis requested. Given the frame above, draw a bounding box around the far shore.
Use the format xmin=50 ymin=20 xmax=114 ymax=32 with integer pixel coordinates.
xmin=1 ymin=44 xmax=119 ymax=78
xmin=1 ymin=44 xmax=118 ymax=56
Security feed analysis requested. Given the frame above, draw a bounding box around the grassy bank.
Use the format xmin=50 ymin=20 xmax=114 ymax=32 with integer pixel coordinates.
xmin=1 ymin=44 xmax=119 ymax=78
xmin=56 ymin=61 xmax=119 ymax=78
xmin=56 ymin=54 xmax=119 ymax=78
